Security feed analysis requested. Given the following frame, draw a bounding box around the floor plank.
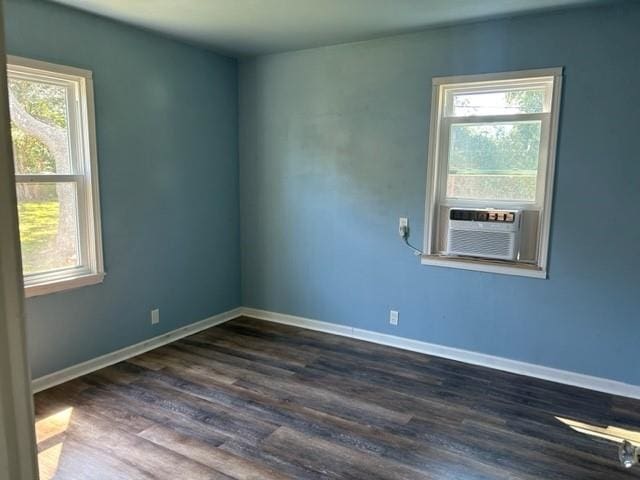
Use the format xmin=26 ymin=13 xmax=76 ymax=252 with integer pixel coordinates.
xmin=35 ymin=316 xmax=640 ymax=479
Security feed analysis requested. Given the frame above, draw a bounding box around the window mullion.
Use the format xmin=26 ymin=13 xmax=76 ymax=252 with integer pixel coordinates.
xmin=442 ymin=112 xmax=548 ymax=124
xmin=437 ymin=118 xmax=453 ymax=205
xmin=15 ymin=174 xmax=83 ymax=183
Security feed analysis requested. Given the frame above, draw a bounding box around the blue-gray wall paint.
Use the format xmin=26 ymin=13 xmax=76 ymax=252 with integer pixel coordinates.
xmin=239 ymin=2 xmax=640 ymax=385
xmin=5 ymin=0 xmax=241 ymax=378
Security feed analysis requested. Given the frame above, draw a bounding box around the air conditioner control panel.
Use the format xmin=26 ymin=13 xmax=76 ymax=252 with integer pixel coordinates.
xmin=449 ymin=209 xmax=517 ymax=224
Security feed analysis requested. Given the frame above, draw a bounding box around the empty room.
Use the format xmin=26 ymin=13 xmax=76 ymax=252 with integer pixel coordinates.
xmin=1 ymin=0 xmax=640 ymax=478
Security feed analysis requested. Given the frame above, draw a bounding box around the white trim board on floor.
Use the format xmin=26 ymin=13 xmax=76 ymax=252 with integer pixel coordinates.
xmin=31 ymin=307 xmax=243 ymax=393
xmin=241 ymin=307 xmax=640 ymax=400
xmin=31 ymin=306 xmax=640 ymax=401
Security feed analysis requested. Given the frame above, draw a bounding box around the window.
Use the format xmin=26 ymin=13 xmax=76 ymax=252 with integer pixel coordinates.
xmin=8 ymin=56 xmax=103 ymax=297
xmin=423 ymin=68 xmax=563 ymax=278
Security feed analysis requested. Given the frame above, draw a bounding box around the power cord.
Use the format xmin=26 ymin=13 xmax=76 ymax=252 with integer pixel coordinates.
xmin=400 ymin=223 xmax=424 ymax=256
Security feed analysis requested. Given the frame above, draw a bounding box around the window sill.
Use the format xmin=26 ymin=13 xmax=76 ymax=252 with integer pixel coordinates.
xmin=420 ymin=255 xmax=547 ymax=279
xmin=24 ymin=272 xmax=105 ymax=298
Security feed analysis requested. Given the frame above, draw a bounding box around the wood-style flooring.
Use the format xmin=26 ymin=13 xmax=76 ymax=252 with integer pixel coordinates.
xmin=35 ymin=317 xmax=640 ymax=479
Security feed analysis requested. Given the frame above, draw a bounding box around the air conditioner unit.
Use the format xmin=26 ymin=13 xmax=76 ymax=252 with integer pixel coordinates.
xmin=446 ymin=209 xmax=521 ymax=261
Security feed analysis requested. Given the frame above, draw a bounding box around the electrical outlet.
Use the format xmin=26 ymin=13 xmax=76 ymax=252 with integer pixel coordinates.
xmin=151 ymin=308 xmax=160 ymax=325
xmin=389 ymin=310 xmax=399 ymax=326
xmin=399 ymin=217 xmax=409 ymax=237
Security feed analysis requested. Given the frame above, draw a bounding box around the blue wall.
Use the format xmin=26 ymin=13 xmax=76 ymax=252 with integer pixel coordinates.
xmin=5 ymin=0 xmax=241 ymax=378
xmin=239 ymin=2 xmax=640 ymax=385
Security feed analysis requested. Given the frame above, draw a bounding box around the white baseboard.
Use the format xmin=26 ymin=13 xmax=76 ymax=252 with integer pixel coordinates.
xmin=32 ymin=305 xmax=640 ymax=400
xmin=241 ymin=307 xmax=640 ymax=400
xmin=31 ymin=307 xmax=243 ymax=393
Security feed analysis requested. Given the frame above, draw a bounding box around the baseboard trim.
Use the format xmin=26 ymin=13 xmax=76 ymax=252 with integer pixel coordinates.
xmin=241 ymin=307 xmax=640 ymax=400
xmin=32 ymin=306 xmax=640 ymax=400
xmin=31 ymin=307 xmax=243 ymax=393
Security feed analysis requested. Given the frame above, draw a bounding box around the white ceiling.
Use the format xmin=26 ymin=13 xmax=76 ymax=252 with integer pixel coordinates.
xmin=50 ymin=0 xmax=610 ymax=57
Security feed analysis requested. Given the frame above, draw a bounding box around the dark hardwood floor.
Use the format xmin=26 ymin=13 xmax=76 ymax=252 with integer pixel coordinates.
xmin=35 ymin=317 xmax=640 ymax=479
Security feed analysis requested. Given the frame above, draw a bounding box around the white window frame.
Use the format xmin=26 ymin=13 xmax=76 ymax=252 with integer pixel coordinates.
xmin=8 ymin=55 xmax=104 ymax=297
xmin=422 ymin=68 xmax=563 ymax=278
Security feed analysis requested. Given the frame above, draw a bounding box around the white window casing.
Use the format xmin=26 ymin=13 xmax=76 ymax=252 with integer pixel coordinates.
xmin=8 ymin=56 xmax=104 ymax=297
xmin=422 ymin=68 xmax=563 ymax=278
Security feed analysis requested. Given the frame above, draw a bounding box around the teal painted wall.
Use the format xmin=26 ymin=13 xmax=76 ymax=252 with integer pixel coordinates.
xmin=239 ymin=2 xmax=640 ymax=385
xmin=4 ymin=0 xmax=241 ymax=378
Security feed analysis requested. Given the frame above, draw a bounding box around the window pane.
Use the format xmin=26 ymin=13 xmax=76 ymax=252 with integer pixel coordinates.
xmin=446 ymin=121 xmax=542 ymax=202
xmin=450 ymin=88 xmax=546 ymax=116
xmin=8 ymin=78 xmax=72 ymax=174
xmin=17 ymin=182 xmax=80 ymax=275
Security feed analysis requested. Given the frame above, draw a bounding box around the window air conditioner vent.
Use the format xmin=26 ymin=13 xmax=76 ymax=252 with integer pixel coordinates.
xmin=447 ymin=209 xmax=520 ymax=261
